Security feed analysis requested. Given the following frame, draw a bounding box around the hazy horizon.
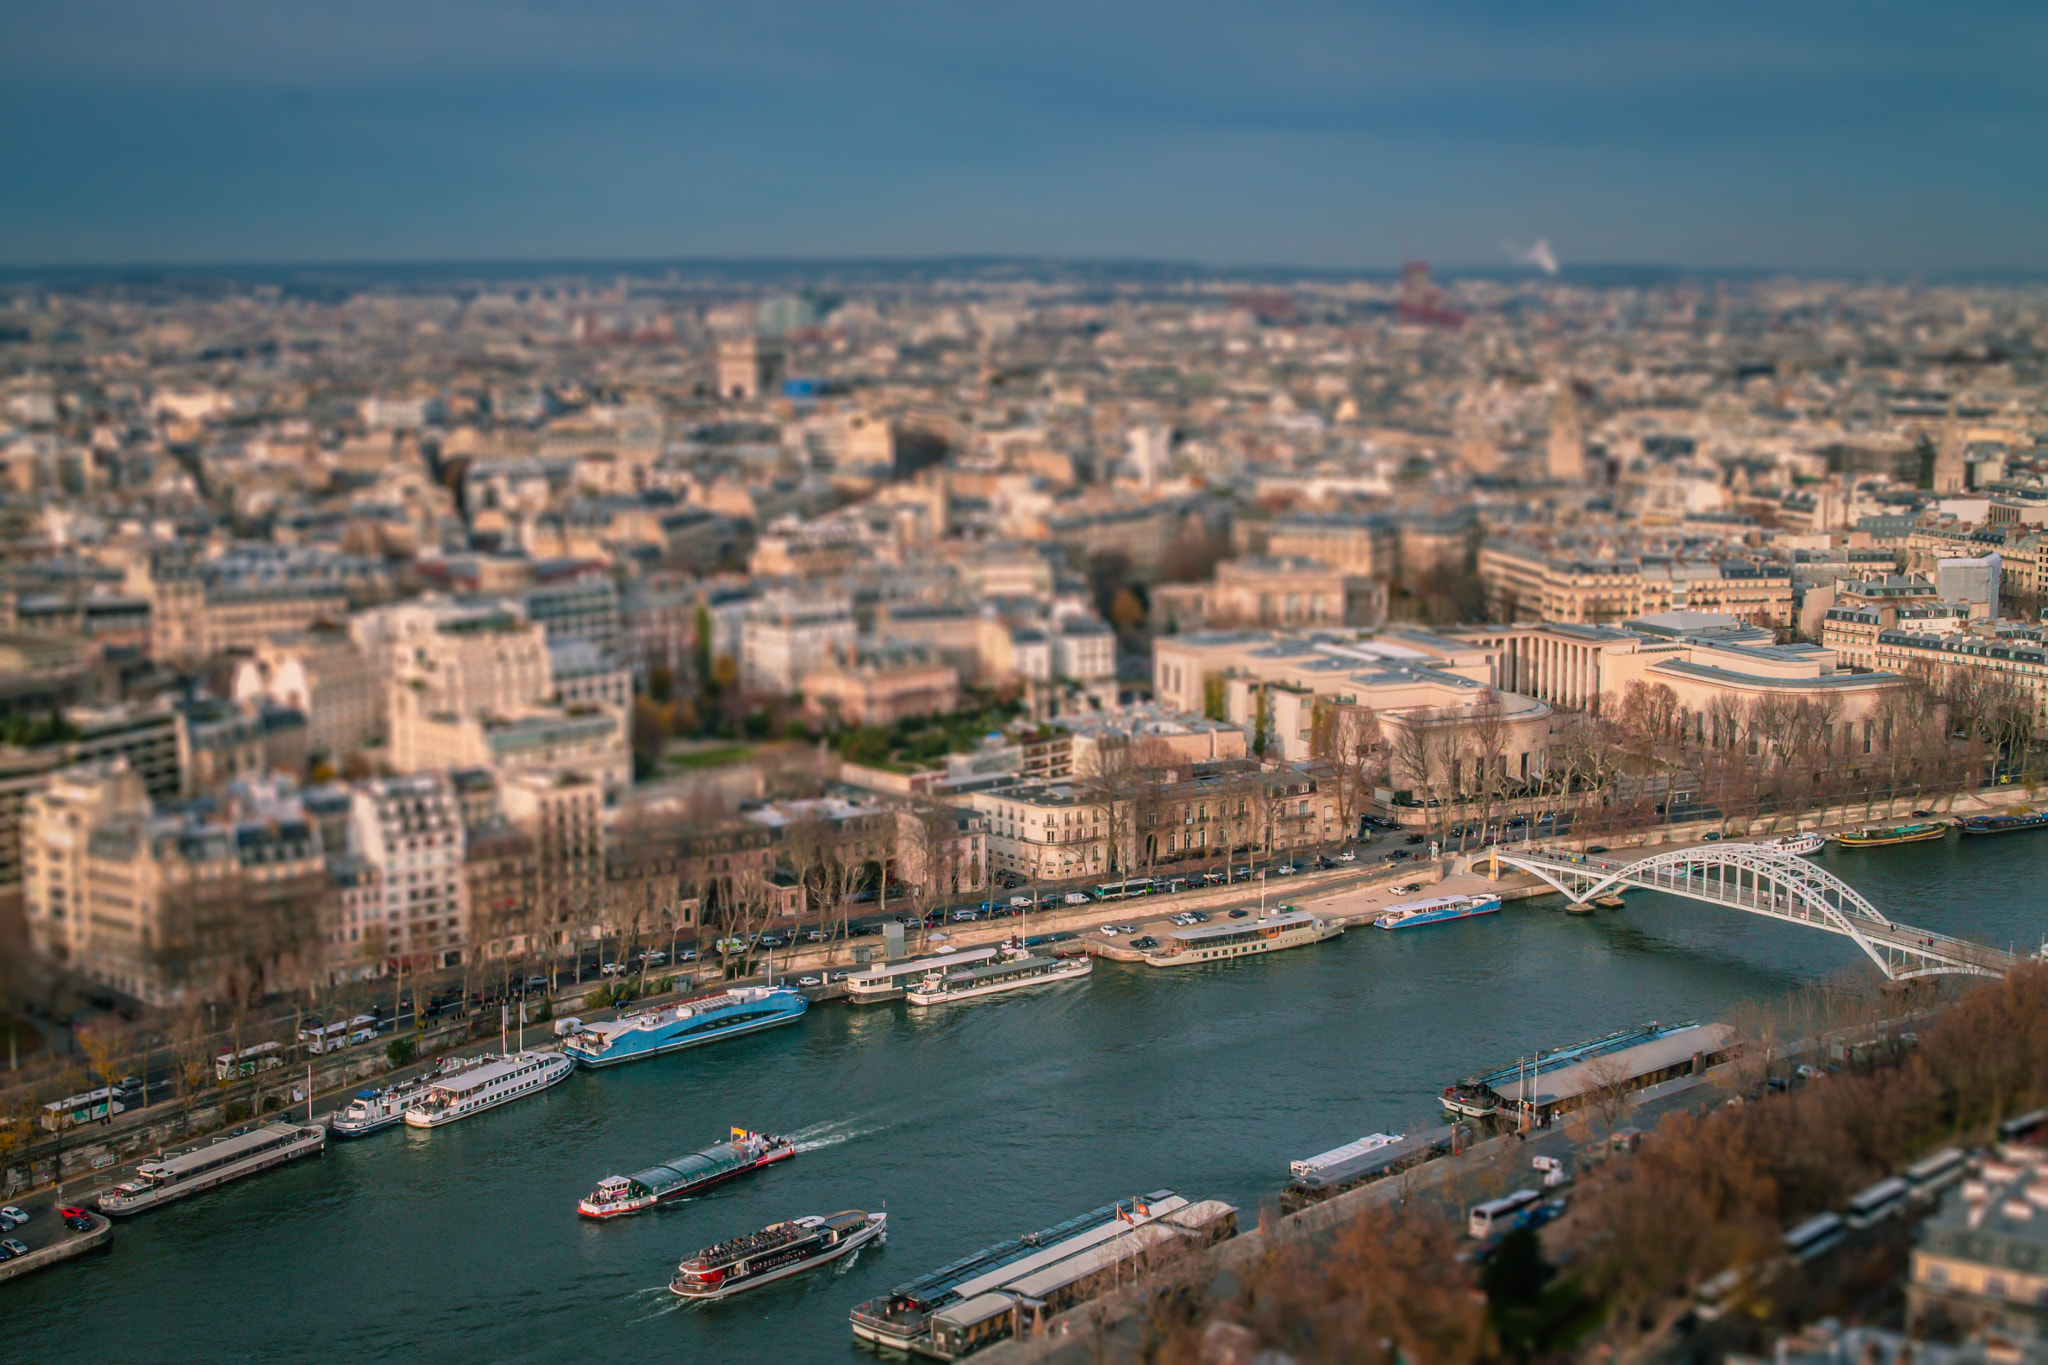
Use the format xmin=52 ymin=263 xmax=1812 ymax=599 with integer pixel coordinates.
xmin=4 ymin=2 xmax=2043 ymax=274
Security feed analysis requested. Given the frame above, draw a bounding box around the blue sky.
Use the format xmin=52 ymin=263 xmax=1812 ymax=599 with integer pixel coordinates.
xmin=2 ymin=1 xmax=2042 ymax=271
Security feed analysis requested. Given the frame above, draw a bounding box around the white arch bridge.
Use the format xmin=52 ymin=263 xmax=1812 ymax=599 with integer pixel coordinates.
xmin=1485 ymin=842 xmax=2016 ymax=981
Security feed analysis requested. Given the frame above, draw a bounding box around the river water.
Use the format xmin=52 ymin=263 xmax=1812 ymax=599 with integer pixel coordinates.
xmin=12 ymin=836 xmax=2044 ymax=1363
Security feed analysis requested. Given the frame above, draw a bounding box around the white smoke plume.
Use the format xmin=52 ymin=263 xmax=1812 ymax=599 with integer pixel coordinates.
xmin=1500 ymin=238 xmax=1560 ymax=276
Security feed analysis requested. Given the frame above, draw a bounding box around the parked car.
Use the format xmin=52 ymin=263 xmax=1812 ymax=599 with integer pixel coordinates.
xmin=1585 ymin=845 xmax=1609 ymax=855
xmin=1049 ymin=931 xmax=1078 ymax=942
xmin=953 ymin=909 xmax=980 ymax=921
xmin=797 ymin=976 xmax=822 ymax=987
xmin=677 ymin=949 xmax=699 ymax=962
xmin=642 ymin=951 xmax=667 ymax=966
xmin=758 ymin=934 xmax=788 ymax=948
xmin=1010 ymin=895 xmax=1033 ymax=908
xmin=601 ymin=962 xmax=626 ymax=976
xmin=1273 ymin=863 xmax=1296 ymax=876
xmin=0 ymin=1238 xmax=26 ymax=1257
xmin=1405 ymin=834 xmax=1426 ymax=845
xmin=1387 ymin=849 xmax=1411 ymax=861
xmin=1099 ymin=925 xmax=1121 ymax=936
xmin=1392 ymin=883 xmax=1422 ymax=894
xmin=0 ymin=1206 xmax=25 ymax=1229
xmin=1129 ymin=936 xmax=1159 ymax=950
xmin=1701 ymin=831 xmax=1722 ymax=842
xmin=1228 ymin=908 xmax=1249 ymax=918
xmin=1337 ymin=849 xmax=1357 ymax=862
xmin=1064 ymin=891 xmax=1091 ymax=905
xmin=805 ymin=930 xmax=827 ymax=943
xmin=1117 ymin=924 xmax=1137 ymax=934
xmin=827 ymin=971 xmax=850 ymax=983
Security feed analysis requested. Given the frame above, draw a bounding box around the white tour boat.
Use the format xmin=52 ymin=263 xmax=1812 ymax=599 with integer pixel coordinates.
xmin=402 ymin=1050 xmax=574 ymax=1128
xmin=904 ymin=948 xmax=1091 ymax=1005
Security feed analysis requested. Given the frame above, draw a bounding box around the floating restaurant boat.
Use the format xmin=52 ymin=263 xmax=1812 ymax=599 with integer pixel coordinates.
xmin=1137 ymin=907 xmax=1342 ymax=966
xmin=1765 ymin=832 xmax=1826 ymax=855
xmin=1958 ymin=811 xmax=2048 ymax=836
xmin=849 ymin=1191 xmax=1235 ymax=1359
xmin=1439 ymin=1021 xmax=1730 ymax=1123
xmin=564 ymin=986 xmax=807 ymax=1068
xmin=844 ymin=947 xmax=1001 ymax=1004
xmin=577 ymin=1128 xmax=795 ymax=1219
xmin=98 ymin=1122 xmax=325 ymax=1216
xmin=904 ymin=948 xmax=1090 ymax=1005
xmin=1373 ymin=893 xmax=1502 ymax=931
xmin=670 ymin=1209 xmax=885 ymax=1300
xmin=1828 ymin=821 xmax=1946 ymax=848
xmin=402 ymin=1050 xmax=573 ymax=1128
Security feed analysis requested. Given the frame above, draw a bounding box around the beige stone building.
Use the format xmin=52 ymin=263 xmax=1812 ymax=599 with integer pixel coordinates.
xmin=1151 ymin=557 xmax=1388 ymax=633
xmin=1478 ymin=545 xmax=1794 ymax=628
xmin=803 ymin=650 xmax=961 ymax=728
xmin=232 ymin=626 xmax=382 ymax=757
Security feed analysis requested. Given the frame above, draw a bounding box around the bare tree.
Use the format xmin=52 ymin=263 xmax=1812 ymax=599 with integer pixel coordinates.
xmin=1310 ymin=701 xmax=1383 ymax=846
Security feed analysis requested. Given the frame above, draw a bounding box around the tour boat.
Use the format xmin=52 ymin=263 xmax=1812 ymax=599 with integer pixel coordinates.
xmin=904 ymin=950 xmax=1091 ymax=1005
xmin=1139 ymin=908 xmax=1343 ymax=966
xmin=1373 ymin=894 xmax=1503 ymax=931
xmin=669 ymin=1210 xmax=886 ymax=1300
xmin=1828 ymin=822 xmax=1946 ymax=848
xmin=402 ymin=1050 xmax=573 ymax=1128
xmin=564 ymin=986 xmax=807 ymax=1069
xmin=577 ymin=1128 xmax=796 ymax=1218
xmin=1765 ymin=832 xmax=1825 ymax=855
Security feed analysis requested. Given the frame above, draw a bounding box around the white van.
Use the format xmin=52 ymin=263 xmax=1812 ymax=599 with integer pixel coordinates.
xmin=552 ymin=1016 xmax=583 ymax=1038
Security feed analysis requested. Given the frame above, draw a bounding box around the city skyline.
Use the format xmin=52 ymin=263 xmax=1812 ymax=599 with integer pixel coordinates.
xmin=3 ymin=1 xmax=2044 ymax=272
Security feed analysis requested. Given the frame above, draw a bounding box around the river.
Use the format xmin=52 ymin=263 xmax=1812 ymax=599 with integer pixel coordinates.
xmin=11 ymin=835 xmax=2043 ymax=1363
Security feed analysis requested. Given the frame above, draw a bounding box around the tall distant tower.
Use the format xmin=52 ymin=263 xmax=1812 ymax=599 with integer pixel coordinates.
xmin=1546 ymin=381 xmax=1586 ymax=484
xmin=1125 ymin=424 xmax=1172 ymax=488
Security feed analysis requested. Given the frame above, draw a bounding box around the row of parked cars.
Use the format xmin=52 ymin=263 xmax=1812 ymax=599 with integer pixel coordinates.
xmin=0 ymin=1201 xmax=94 ymax=1263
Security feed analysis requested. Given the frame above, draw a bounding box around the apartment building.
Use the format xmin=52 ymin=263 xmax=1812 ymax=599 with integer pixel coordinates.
xmin=1909 ymin=1146 xmax=2048 ymax=1339
xmin=392 ymin=608 xmax=552 ymax=719
xmin=1874 ymin=624 xmax=2048 ymax=735
xmin=350 ymin=774 xmax=470 ymax=971
xmin=392 ymin=706 xmax=629 ymax=798
xmin=231 ymin=626 xmax=382 ymax=757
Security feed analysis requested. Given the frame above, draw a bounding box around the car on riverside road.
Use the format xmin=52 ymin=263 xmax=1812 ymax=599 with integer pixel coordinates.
xmin=1228 ymin=909 xmax=1249 ymax=919
xmin=1337 ymin=849 xmax=1357 ymax=862
xmin=0 ymin=1238 xmax=26 ymax=1258
xmin=1064 ymin=891 xmax=1091 ymax=905
xmin=1405 ymin=834 xmax=1426 ymax=844
xmin=0 ymin=1206 xmax=25 ymax=1229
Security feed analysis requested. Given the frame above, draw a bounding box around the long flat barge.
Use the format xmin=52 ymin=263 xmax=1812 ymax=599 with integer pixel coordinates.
xmin=1441 ymin=1021 xmax=1703 ymax=1119
xmin=850 ymin=1190 xmax=1236 ymax=1360
xmin=1281 ymin=1124 xmax=1458 ymax=1210
xmin=98 ymin=1121 xmax=325 ymax=1216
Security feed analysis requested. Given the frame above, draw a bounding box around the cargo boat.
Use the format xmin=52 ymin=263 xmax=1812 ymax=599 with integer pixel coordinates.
xmin=564 ymin=986 xmax=806 ymax=1068
xmin=1137 ymin=908 xmax=1342 ymax=967
xmin=98 ymin=1122 xmax=324 ymax=1216
xmin=1958 ymin=811 xmax=2048 ymax=836
xmin=403 ymin=1050 xmax=573 ymax=1128
xmin=1828 ymin=821 xmax=1946 ymax=848
xmin=670 ymin=1210 xmax=885 ymax=1300
xmin=1373 ymin=893 xmax=1501 ymax=930
xmin=904 ymin=949 xmax=1090 ymax=1005
xmin=577 ymin=1128 xmax=795 ymax=1218
xmin=849 ymin=1191 xmax=1236 ymax=1360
